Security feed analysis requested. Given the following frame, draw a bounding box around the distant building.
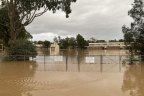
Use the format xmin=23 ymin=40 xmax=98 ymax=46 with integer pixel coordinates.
xmin=50 ymin=43 xmax=59 ymax=55
xmin=88 ymin=42 xmax=126 ymax=49
xmin=35 ymin=44 xmax=43 ymax=48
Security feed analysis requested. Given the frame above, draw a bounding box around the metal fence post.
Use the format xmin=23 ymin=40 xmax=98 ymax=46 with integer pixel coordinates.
xmin=78 ymin=55 xmax=80 ymax=72
xmin=100 ymin=55 xmax=103 ymax=72
xmin=24 ymin=55 xmax=25 ymax=61
xmin=44 ymin=55 xmax=45 ymax=64
xmin=140 ymin=55 xmax=142 ymax=72
xmin=44 ymin=55 xmax=46 ymax=71
xmin=66 ymin=55 xmax=68 ymax=72
xmin=119 ymin=55 xmax=121 ymax=72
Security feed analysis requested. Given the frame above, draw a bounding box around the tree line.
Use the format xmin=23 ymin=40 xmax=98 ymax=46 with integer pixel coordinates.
xmin=122 ymin=0 xmax=144 ymax=56
xmin=34 ymin=34 xmax=125 ymax=50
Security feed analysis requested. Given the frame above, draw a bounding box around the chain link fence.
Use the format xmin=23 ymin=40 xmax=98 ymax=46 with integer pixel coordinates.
xmin=0 ymin=54 xmax=142 ymax=72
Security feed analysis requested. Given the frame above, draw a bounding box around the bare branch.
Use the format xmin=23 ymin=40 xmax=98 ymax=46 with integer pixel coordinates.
xmin=22 ymin=6 xmax=48 ymax=26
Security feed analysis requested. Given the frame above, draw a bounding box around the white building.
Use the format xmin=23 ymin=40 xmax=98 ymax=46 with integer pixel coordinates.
xmin=50 ymin=43 xmax=60 ymax=55
xmin=88 ymin=42 xmax=125 ymax=49
xmin=35 ymin=44 xmax=43 ymax=48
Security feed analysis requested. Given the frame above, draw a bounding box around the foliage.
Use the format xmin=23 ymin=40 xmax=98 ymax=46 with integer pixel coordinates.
xmin=0 ymin=7 xmax=32 ymax=47
xmin=8 ymin=39 xmax=37 ymax=60
xmin=53 ymin=36 xmax=59 ymax=43
xmin=76 ymin=34 xmax=87 ymax=49
xmin=56 ymin=36 xmax=76 ymax=49
xmin=119 ymin=39 xmax=124 ymax=42
xmin=0 ymin=7 xmax=9 ymax=46
xmin=0 ymin=39 xmax=2 ymax=43
xmin=34 ymin=40 xmax=51 ymax=48
xmin=122 ymin=0 xmax=144 ymax=55
xmin=33 ymin=41 xmax=37 ymax=44
xmin=43 ymin=40 xmax=51 ymax=48
xmin=69 ymin=37 xmax=77 ymax=49
xmin=96 ymin=40 xmax=106 ymax=43
xmin=37 ymin=40 xmax=44 ymax=44
xmin=0 ymin=0 xmax=76 ymax=42
xmin=59 ymin=37 xmax=69 ymax=49
xmin=89 ymin=37 xmax=97 ymax=43
xmin=109 ymin=39 xmax=117 ymax=42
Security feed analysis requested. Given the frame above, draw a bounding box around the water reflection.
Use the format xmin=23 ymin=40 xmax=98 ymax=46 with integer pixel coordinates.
xmin=0 ymin=61 xmax=37 ymax=96
xmin=122 ymin=63 xmax=144 ymax=96
xmin=36 ymin=48 xmax=128 ymax=56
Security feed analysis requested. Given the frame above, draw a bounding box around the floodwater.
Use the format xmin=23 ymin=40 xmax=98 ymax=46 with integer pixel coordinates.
xmin=0 ymin=49 xmax=143 ymax=96
xmin=37 ymin=48 xmax=128 ymax=55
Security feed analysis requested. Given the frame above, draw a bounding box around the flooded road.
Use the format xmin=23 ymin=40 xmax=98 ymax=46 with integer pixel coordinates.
xmin=0 ymin=50 xmax=143 ymax=96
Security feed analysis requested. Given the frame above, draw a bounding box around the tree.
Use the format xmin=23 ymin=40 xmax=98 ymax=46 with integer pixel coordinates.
xmin=33 ymin=41 xmax=37 ymax=44
xmin=37 ymin=40 xmax=43 ymax=44
xmin=122 ymin=0 xmax=144 ymax=55
xmin=8 ymin=39 xmax=37 ymax=60
xmin=53 ymin=36 xmax=59 ymax=43
xmin=58 ymin=37 xmax=68 ymax=49
xmin=57 ymin=37 xmax=76 ymax=49
xmin=76 ymin=34 xmax=87 ymax=49
xmin=0 ymin=39 xmax=2 ymax=44
xmin=119 ymin=39 xmax=124 ymax=42
xmin=69 ymin=37 xmax=77 ymax=49
xmin=0 ymin=0 xmax=76 ymax=44
xmin=89 ymin=37 xmax=97 ymax=43
xmin=0 ymin=7 xmax=32 ymax=46
xmin=43 ymin=40 xmax=51 ymax=48
xmin=96 ymin=40 xmax=106 ymax=43
xmin=109 ymin=39 xmax=117 ymax=42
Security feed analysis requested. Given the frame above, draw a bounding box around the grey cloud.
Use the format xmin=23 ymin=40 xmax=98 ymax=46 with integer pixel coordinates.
xmin=26 ymin=0 xmax=133 ymax=41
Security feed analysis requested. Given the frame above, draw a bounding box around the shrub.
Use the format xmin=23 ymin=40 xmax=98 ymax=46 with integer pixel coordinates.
xmin=8 ymin=39 xmax=37 ymax=60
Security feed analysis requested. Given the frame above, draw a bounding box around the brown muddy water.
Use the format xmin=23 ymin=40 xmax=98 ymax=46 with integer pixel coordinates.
xmin=0 ymin=49 xmax=143 ymax=96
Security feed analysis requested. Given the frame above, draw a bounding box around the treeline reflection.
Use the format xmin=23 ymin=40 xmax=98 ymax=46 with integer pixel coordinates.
xmin=122 ymin=63 xmax=144 ymax=96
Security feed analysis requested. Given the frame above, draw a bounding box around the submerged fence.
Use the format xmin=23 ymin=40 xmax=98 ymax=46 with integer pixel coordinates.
xmin=0 ymin=54 xmax=142 ymax=72
xmin=35 ymin=55 xmax=127 ymax=72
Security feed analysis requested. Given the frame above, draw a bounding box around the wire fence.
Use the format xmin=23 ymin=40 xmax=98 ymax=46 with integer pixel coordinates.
xmin=0 ymin=54 xmax=143 ymax=72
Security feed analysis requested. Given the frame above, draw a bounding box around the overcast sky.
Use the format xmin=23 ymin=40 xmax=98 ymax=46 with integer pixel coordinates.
xmin=26 ymin=0 xmax=133 ymax=42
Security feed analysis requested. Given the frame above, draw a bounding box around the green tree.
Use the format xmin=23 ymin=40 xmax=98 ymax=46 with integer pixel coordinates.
xmin=89 ymin=37 xmax=97 ymax=43
xmin=33 ymin=41 xmax=37 ymax=45
xmin=58 ymin=37 xmax=76 ymax=49
xmin=0 ymin=0 xmax=76 ymax=43
xmin=76 ymin=34 xmax=87 ymax=49
xmin=0 ymin=7 xmax=32 ymax=46
xmin=96 ymin=40 xmax=106 ymax=43
xmin=0 ymin=39 xmax=2 ymax=44
xmin=59 ymin=38 xmax=69 ymax=49
xmin=53 ymin=36 xmax=59 ymax=43
xmin=109 ymin=39 xmax=117 ymax=42
xmin=119 ymin=39 xmax=124 ymax=42
xmin=37 ymin=40 xmax=43 ymax=44
xmin=43 ymin=40 xmax=51 ymax=48
xmin=8 ymin=39 xmax=37 ymax=60
xmin=122 ymin=0 xmax=144 ymax=55
xmin=69 ymin=37 xmax=77 ymax=49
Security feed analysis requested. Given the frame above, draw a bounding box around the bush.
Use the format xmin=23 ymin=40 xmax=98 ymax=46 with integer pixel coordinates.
xmin=8 ymin=39 xmax=37 ymax=60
